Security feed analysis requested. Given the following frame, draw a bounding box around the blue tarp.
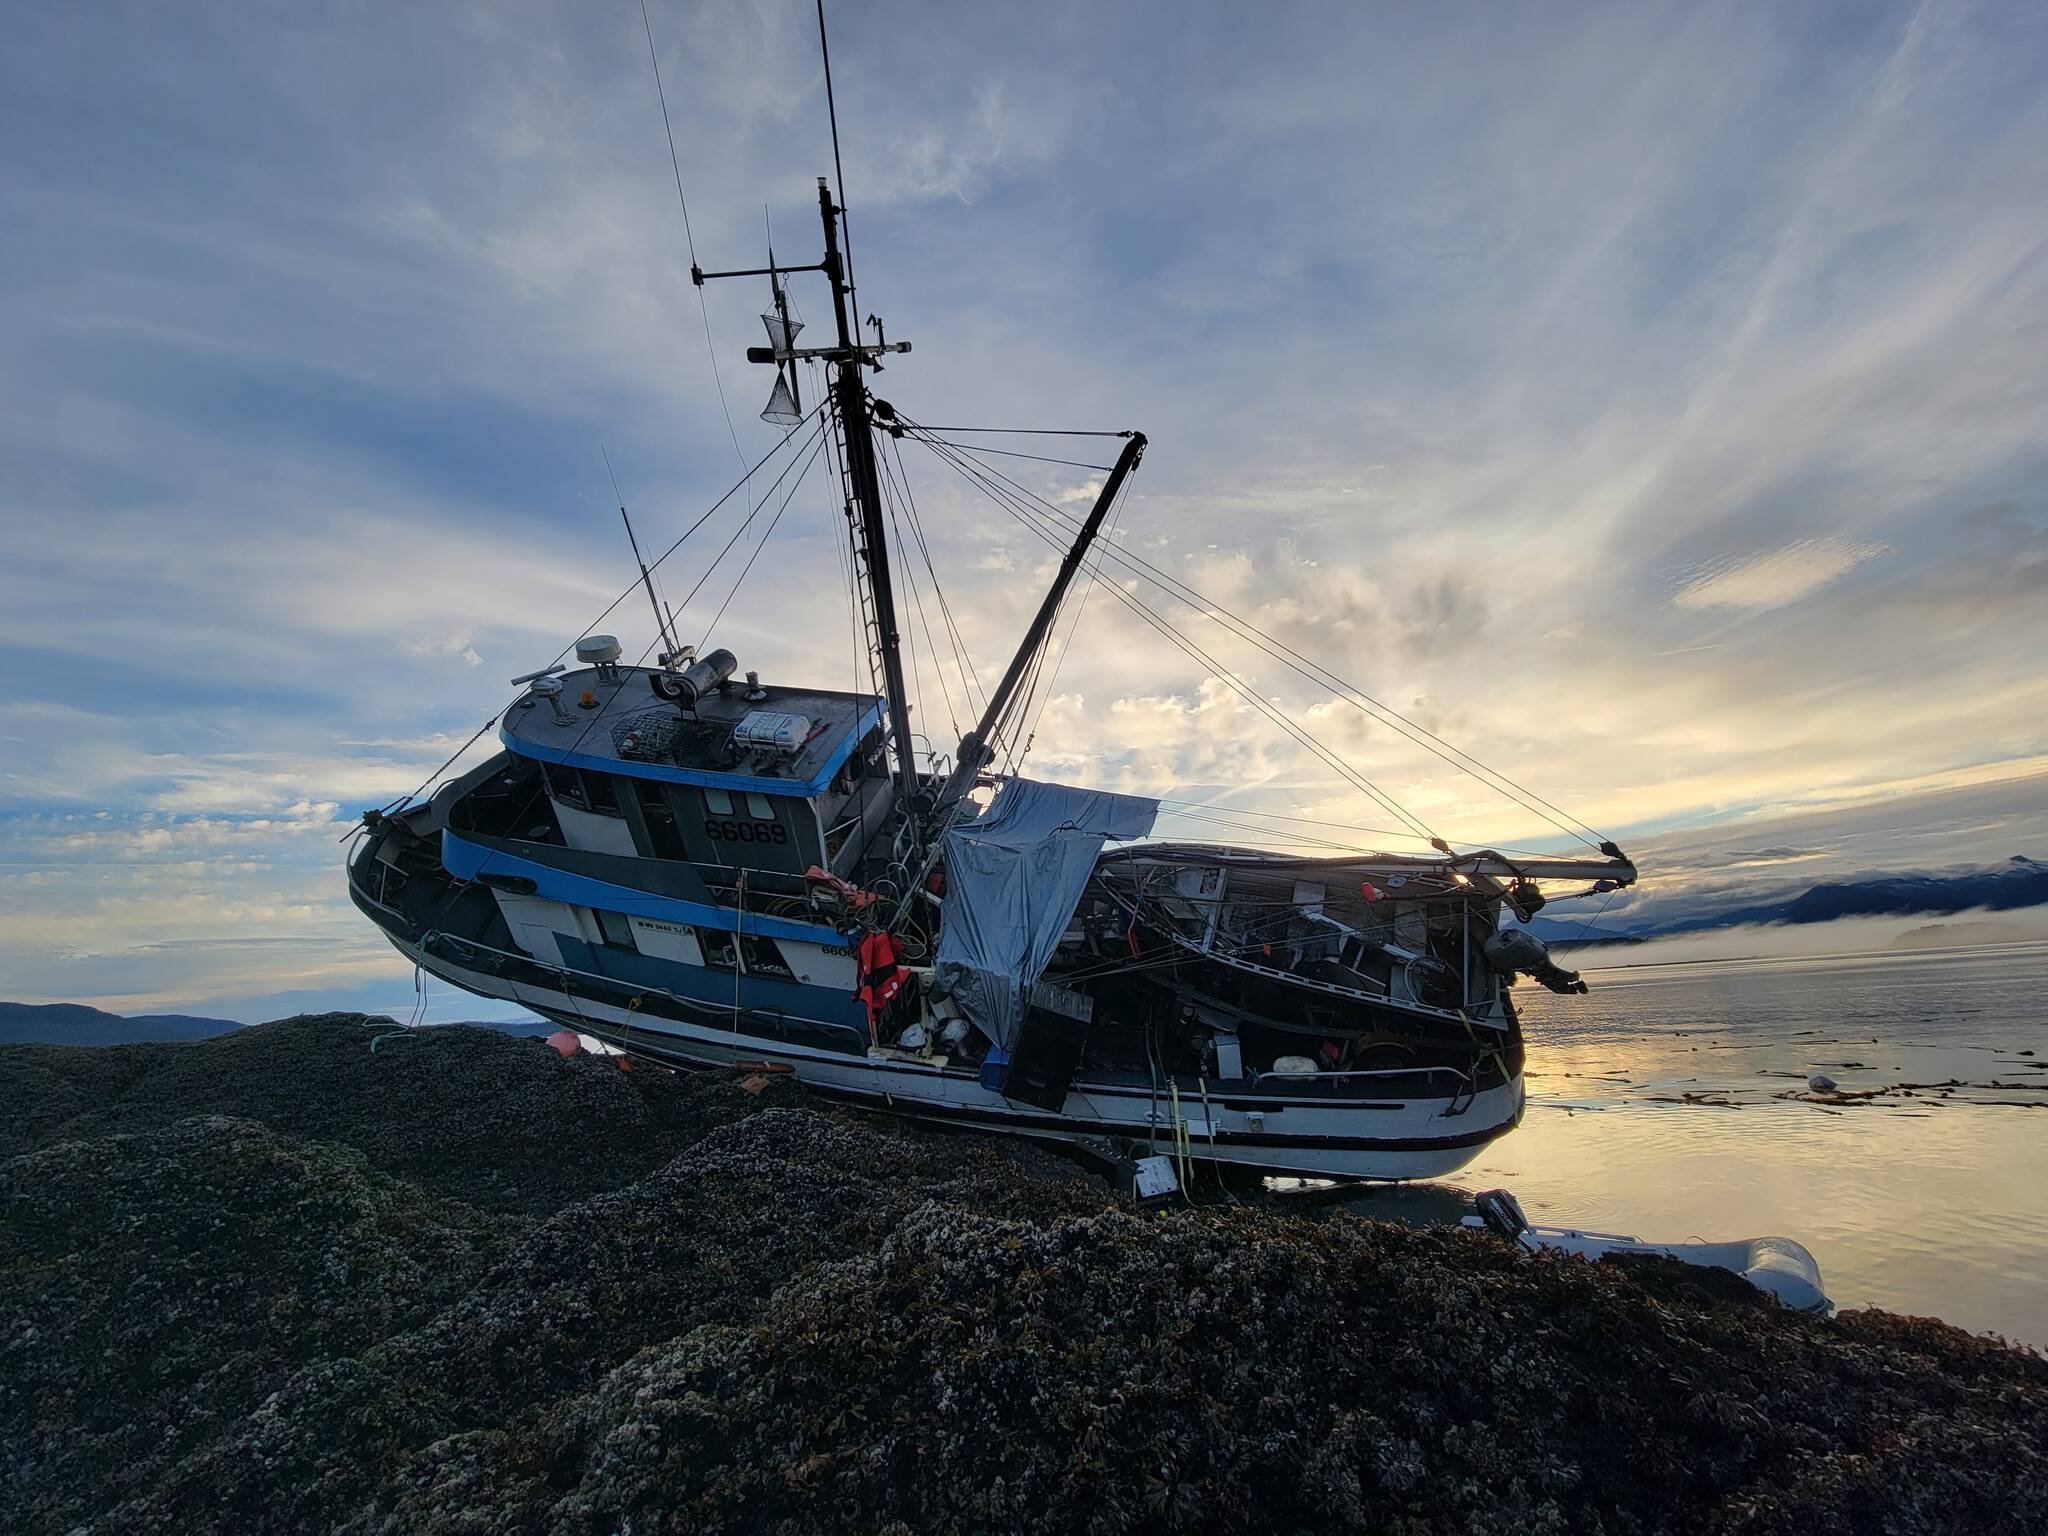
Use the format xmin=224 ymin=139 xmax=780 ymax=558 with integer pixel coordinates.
xmin=932 ymin=778 xmax=1158 ymax=1050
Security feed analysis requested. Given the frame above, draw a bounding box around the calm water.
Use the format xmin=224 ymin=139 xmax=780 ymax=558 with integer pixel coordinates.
xmin=1350 ymin=942 xmax=2048 ymax=1348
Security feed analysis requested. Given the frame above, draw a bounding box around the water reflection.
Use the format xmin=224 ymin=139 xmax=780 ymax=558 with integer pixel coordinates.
xmin=1330 ymin=941 xmax=2048 ymax=1347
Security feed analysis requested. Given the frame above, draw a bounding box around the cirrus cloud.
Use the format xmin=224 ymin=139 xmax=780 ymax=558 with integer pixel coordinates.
xmin=1671 ymin=538 xmax=1891 ymax=611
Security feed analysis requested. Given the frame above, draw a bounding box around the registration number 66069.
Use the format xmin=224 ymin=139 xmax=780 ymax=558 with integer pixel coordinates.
xmin=703 ymin=818 xmax=789 ymax=845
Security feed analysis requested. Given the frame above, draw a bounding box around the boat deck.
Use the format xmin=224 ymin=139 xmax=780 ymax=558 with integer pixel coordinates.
xmin=502 ymin=664 xmax=884 ymax=795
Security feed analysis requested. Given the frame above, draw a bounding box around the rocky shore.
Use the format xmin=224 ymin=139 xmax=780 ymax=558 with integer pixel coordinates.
xmin=3 ymin=1015 xmax=2042 ymax=1534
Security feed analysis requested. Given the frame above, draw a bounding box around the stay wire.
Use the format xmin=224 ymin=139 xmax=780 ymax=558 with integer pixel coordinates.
xmin=878 ymin=447 xmax=958 ymax=739
xmin=874 ymin=449 xmax=938 ymax=744
xmin=921 ymin=425 xmax=1590 ymax=844
xmin=671 ymin=414 xmax=829 ymax=629
xmin=914 ymin=432 xmax=1440 ymax=846
xmin=887 ymin=431 xmax=986 ymax=719
xmin=1148 ymin=805 xmax=1426 ymax=858
xmin=911 ymin=431 xmax=1437 ymax=837
xmin=364 ymin=402 xmax=825 ymax=825
xmin=693 ymin=427 xmax=828 ymax=649
xmin=883 ymin=434 xmax=981 ymax=723
xmin=1148 ymin=798 xmax=1573 ymax=860
xmin=911 ymin=425 xmax=1135 ymax=438
xmin=640 ymin=0 xmax=755 ymax=519
xmin=993 ymin=614 xmax=1057 ymax=779
xmin=925 ymin=438 xmax=1114 ymax=471
xmin=1011 ymin=458 xmax=1131 ymax=767
xmin=408 ymin=415 xmax=829 ymax=928
xmin=906 ymin=421 xmax=1610 ymax=852
xmin=997 ymin=457 xmax=1117 ymax=772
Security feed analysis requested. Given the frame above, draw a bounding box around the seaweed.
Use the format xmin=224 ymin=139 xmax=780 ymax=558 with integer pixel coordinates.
xmin=2 ymin=1015 xmax=2041 ymax=1534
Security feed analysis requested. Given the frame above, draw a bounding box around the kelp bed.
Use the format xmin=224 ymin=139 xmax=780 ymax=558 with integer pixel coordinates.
xmin=3 ymin=1016 xmax=2042 ymax=1534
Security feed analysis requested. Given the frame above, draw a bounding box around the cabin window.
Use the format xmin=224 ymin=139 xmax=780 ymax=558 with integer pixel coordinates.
xmin=635 ymin=780 xmax=689 ymax=860
xmin=584 ymin=771 xmax=622 ymax=816
xmin=595 ymin=909 xmax=636 ymax=950
xmin=549 ymin=766 xmax=624 ymax=818
xmin=738 ymin=934 xmax=793 ymax=978
xmin=705 ymin=787 xmax=735 ymax=815
xmin=744 ymin=791 xmax=775 ymax=819
xmin=546 ymin=764 xmax=590 ymax=812
xmin=698 ymin=927 xmax=738 ymax=970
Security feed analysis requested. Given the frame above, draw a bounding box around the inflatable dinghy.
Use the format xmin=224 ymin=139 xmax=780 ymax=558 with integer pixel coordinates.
xmin=1468 ymin=1189 xmax=1829 ymax=1313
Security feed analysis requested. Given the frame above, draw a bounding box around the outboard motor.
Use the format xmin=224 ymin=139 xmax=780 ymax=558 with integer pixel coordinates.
xmin=651 ymin=648 xmax=737 ymax=711
xmin=1473 ymin=1188 xmax=1539 ymax=1251
xmin=1483 ymin=928 xmax=1588 ymax=995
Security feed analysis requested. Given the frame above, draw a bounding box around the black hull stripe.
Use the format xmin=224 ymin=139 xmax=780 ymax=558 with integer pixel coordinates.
xmin=538 ymin=1009 xmax=1522 ymax=1154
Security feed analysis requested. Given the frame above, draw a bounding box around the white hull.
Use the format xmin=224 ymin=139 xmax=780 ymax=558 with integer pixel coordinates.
xmin=394 ymin=933 xmax=1525 ymax=1182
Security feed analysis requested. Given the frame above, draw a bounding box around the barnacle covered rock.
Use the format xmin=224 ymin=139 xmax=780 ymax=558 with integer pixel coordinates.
xmin=2 ymin=1014 xmax=2042 ymax=1535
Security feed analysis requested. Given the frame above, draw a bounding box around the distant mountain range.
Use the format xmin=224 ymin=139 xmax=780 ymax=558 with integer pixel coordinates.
xmin=1524 ymin=854 xmax=2048 ymax=948
xmin=0 ymin=1001 xmax=243 ymax=1046
xmin=0 ymin=1002 xmax=554 ymax=1047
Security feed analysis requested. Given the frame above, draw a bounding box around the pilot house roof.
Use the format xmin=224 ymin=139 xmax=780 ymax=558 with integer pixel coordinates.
xmin=501 ymin=664 xmax=885 ymax=798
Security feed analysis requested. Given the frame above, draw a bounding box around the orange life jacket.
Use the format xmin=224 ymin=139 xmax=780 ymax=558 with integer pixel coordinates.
xmin=854 ymin=930 xmax=909 ymax=1022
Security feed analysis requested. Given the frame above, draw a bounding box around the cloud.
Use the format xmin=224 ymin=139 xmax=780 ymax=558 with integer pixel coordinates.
xmin=4 ymin=1 xmax=2048 ymax=1012
xmin=1670 ymin=539 xmax=1890 ymax=611
xmin=400 ymin=634 xmax=485 ymax=668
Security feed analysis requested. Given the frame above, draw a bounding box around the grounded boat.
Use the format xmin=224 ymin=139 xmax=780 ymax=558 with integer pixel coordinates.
xmin=348 ymin=71 xmax=1636 ymax=1182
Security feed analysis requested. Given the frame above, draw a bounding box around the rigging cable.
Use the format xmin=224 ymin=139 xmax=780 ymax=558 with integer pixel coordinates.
xmin=692 ymin=427 xmax=829 ymax=649
xmin=923 ymin=438 xmax=1115 ymax=472
xmin=917 ymin=429 xmax=1430 ymax=838
xmin=405 ymin=413 xmax=829 ymax=927
xmin=1008 ymin=454 xmax=1131 ymax=770
xmin=887 ymin=431 xmax=986 ymax=719
xmin=1147 ymin=799 xmax=1576 ymax=861
xmin=910 ymin=430 xmax=1443 ymax=846
xmin=876 ymin=459 xmax=937 ymax=750
xmin=363 ymin=400 xmax=827 ymax=825
xmin=881 ymin=433 xmax=979 ymax=729
xmin=877 ymin=444 xmax=958 ymax=739
xmin=904 ymin=419 xmax=1612 ymax=852
xmin=639 ymin=0 xmax=755 ymax=519
xmin=910 ymin=425 xmax=1136 ymax=438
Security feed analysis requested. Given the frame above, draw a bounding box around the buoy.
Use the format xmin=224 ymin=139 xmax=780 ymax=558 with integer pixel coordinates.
xmin=1808 ymin=1072 xmax=1837 ymax=1094
xmin=545 ymin=1029 xmax=582 ymax=1059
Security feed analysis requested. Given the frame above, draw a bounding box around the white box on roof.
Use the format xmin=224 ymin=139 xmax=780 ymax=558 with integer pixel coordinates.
xmin=732 ymin=710 xmax=812 ymax=753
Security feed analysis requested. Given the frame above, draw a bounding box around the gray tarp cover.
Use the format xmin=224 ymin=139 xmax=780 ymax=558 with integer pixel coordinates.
xmin=932 ymin=778 xmax=1158 ymax=1050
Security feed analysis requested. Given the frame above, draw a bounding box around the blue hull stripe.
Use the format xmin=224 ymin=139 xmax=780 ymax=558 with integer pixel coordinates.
xmin=441 ymin=828 xmax=847 ymax=946
xmin=555 ymin=934 xmax=870 ymax=1032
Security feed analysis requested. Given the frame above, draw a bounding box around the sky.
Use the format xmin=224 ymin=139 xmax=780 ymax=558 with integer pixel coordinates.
xmin=2 ymin=1 xmax=2045 ymax=1020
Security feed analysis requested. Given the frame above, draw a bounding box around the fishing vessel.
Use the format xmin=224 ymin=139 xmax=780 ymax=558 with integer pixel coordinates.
xmin=348 ymin=32 xmax=1636 ymax=1182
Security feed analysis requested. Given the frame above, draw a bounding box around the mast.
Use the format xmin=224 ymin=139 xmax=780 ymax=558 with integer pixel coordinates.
xmin=815 ymin=179 xmax=921 ymax=817
xmin=691 ymin=181 xmax=920 ymax=819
